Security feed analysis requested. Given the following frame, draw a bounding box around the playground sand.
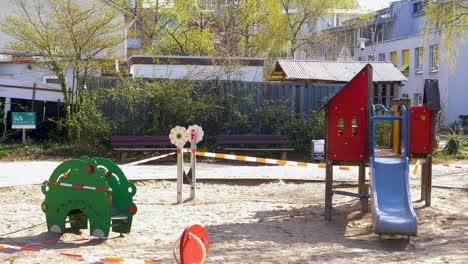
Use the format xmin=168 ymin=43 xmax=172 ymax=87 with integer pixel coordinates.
xmin=0 ymin=178 xmax=467 ymax=263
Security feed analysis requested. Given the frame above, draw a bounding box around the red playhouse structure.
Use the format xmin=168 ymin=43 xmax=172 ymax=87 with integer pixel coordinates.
xmin=321 ymin=65 xmax=439 ymax=237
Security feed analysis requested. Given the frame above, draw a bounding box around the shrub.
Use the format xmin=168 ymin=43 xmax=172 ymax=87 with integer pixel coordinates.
xmin=71 ymin=91 xmax=111 ymax=146
xmin=444 ymin=128 xmax=465 ymax=154
xmin=0 ymin=148 xmax=8 ymax=158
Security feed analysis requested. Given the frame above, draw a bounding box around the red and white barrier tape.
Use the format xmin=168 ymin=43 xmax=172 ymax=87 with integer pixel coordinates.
xmin=124 ymin=152 xmax=177 ymax=166
xmin=0 ymin=243 xmax=160 ymax=264
xmin=193 ymin=151 xmax=353 ymax=170
xmin=433 ymin=162 xmax=465 ymax=169
xmin=48 ymin=181 xmax=109 ymax=192
xmin=4 ymin=237 xmax=104 ymax=247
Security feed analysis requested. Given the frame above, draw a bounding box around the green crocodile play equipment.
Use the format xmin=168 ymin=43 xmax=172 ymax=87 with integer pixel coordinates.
xmin=41 ymin=156 xmax=137 ymax=238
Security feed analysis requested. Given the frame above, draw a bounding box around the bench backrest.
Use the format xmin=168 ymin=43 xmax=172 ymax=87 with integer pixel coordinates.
xmin=216 ymin=135 xmax=288 ymax=145
xmin=111 ymin=135 xmax=171 ymax=147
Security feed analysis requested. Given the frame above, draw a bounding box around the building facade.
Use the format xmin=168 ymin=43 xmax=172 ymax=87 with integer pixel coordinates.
xmin=318 ymin=0 xmax=468 ymax=126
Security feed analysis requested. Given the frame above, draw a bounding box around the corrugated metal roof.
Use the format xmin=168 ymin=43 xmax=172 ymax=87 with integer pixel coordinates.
xmin=274 ymin=60 xmax=407 ymax=82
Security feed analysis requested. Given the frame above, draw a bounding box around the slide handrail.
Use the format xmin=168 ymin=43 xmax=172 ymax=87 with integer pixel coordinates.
xmin=371 ymin=104 xmax=408 ymax=169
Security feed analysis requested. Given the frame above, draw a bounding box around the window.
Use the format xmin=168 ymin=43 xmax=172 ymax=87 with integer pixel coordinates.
xmin=414 ymin=93 xmax=423 ymax=106
xmin=429 ymin=45 xmax=439 ymax=71
xmin=413 ymin=2 xmax=424 ymax=14
xmin=402 ymin=93 xmax=409 ymax=99
xmin=338 ymin=118 xmax=344 ymax=134
xmin=368 ymin=55 xmax=375 ymax=61
xmin=390 ymin=51 xmax=397 ymax=66
xmin=351 ymin=118 xmax=358 ymax=135
xmin=378 ymin=53 xmax=386 ymax=62
xmin=399 ymin=49 xmax=410 ymax=74
xmin=44 ymin=76 xmax=60 ymax=84
xmin=358 ymin=56 xmax=364 ymax=61
xmin=415 ymin=47 xmax=424 ymax=72
xmin=373 ymin=86 xmax=379 ymax=104
xmin=382 ymin=86 xmax=387 ymax=106
xmin=390 ymin=85 xmax=396 ymax=101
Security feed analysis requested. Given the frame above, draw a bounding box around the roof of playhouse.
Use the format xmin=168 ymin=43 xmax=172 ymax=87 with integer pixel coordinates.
xmin=269 ymin=60 xmax=407 ymax=83
xmin=318 ymin=64 xmax=372 ymax=112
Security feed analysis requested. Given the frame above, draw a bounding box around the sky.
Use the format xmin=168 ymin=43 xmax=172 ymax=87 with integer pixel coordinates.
xmin=358 ymin=0 xmax=395 ymax=11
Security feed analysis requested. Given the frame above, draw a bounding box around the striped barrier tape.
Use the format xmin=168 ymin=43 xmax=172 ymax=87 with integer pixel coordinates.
xmin=119 ymin=148 xmax=356 ymax=170
xmin=195 ymin=151 xmax=315 ymax=167
xmin=193 ymin=150 xmax=468 ymax=171
xmin=0 ymin=243 xmax=160 ymax=264
xmin=193 ymin=151 xmax=352 ymax=170
xmin=4 ymin=237 xmax=105 ymax=246
xmin=48 ymin=181 xmax=109 ymax=192
xmin=124 ymin=152 xmax=177 ymax=166
xmin=433 ymin=162 xmax=464 ymax=169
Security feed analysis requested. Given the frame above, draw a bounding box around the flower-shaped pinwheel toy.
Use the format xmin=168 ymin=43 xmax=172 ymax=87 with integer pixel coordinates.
xmin=187 ymin=125 xmax=204 ymax=144
xmin=169 ymin=126 xmax=189 ymax=148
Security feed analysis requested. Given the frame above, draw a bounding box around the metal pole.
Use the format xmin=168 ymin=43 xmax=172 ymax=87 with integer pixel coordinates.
xmin=22 ymin=128 xmax=26 ymax=144
xmin=177 ymin=147 xmax=183 ymax=204
xmin=325 ymin=160 xmax=333 ymax=221
xmin=190 ymin=129 xmax=196 ymax=200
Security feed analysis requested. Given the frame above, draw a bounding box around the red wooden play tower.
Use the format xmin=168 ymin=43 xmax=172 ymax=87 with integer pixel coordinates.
xmin=321 ymin=65 xmax=438 ymax=221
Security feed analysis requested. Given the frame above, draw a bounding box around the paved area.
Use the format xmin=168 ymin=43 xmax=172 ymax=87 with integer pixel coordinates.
xmin=0 ymin=159 xmax=467 ymax=188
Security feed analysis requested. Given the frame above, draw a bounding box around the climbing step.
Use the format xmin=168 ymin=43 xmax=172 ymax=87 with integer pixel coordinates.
xmin=111 ymin=214 xmax=128 ymax=221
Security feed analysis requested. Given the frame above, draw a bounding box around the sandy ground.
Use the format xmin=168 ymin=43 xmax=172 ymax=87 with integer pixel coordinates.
xmin=0 ymin=165 xmax=467 ymax=263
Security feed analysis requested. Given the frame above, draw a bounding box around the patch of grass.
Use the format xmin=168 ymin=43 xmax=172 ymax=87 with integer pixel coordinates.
xmin=0 ymin=148 xmax=8 ymax=158
xmin=433 ymin=150 xmax=468 ymax=163
xmin=0 ymin=142 xmax=111 ymax=161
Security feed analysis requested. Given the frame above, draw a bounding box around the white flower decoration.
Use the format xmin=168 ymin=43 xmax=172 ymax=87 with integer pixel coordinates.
xmin=186 ymin=124 xmax=204 ymax=144
xmin=169 ymin=126 xmax=189 ymax=148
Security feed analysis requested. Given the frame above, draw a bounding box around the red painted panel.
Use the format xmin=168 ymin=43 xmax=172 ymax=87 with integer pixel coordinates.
xmin=327 ymin=66 xmax=368 ymax=161
xmin=410 ymin=106 xmax=431 ymax=154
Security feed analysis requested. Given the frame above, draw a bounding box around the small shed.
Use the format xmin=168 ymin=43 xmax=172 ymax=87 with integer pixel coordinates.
xmin=128 ymin=55 xmax=265 ymax=82
xmin=269 ymin=60 xmax=407 ymax=108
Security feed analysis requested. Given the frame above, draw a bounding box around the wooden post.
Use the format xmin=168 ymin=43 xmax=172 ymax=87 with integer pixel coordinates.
xmin=420 ymin=158 xmax=426 ymax=201
xmin=358 ymin=162 xmax=368 ymax=213
xmin=177 ymin=147 xmax=184 ymax=204
xmin=325 ymin=159 xmax=333 ymax=221
xmin=22 ymin=128 xmax=26 ymax=144
xmin=425 ymin=153 xmax=432 ymax=206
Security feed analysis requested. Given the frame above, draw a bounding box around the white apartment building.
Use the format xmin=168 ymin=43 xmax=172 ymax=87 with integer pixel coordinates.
xmin=319 ymin=0 xmax=467 ymax=126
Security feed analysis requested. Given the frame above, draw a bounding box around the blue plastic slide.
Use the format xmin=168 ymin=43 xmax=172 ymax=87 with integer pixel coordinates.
xmin=371 ymin=157 xmax=417 ymax=235
xmin=370 ymin=104 xmax=417 ymax=236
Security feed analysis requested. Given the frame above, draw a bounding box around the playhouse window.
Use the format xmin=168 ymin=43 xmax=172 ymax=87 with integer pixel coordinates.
xmin=338 ymin=118 xmax=344 ymax=134
xmin=352 ymin=118 xmax=358 ymax=135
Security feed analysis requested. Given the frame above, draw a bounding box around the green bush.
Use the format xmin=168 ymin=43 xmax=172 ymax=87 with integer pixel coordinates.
xmin=0 ymin=148 xmax=8 ymax=158
xmin=444 ymin=128 xmax=465 ymax=154
xmin=71 ymin=91 xmax=111 ymax=146
xmin=95 ymin=79 xmax=325 ymax=155
xmin=374 ymin=120 xmax=392 ymax=147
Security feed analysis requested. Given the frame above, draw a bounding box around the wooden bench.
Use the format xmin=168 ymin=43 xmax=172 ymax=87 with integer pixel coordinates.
xmin=111 ymin=135 xmax=176 ymax=161
xmin=216 ymin=135 xmax=294 ymax=160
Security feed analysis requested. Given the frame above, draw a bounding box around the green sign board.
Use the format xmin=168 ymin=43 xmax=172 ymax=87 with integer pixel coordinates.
xmin=12 ymin=112 xmax=36 ymax=129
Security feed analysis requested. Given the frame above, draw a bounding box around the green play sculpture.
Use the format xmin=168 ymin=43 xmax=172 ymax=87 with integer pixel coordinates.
xmin=41 ymin=156 xmax=137 ymax=237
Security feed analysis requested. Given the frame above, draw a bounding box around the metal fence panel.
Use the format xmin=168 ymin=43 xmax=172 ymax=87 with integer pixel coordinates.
xmin=85 ymin=77 xmax=345 ymax=123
